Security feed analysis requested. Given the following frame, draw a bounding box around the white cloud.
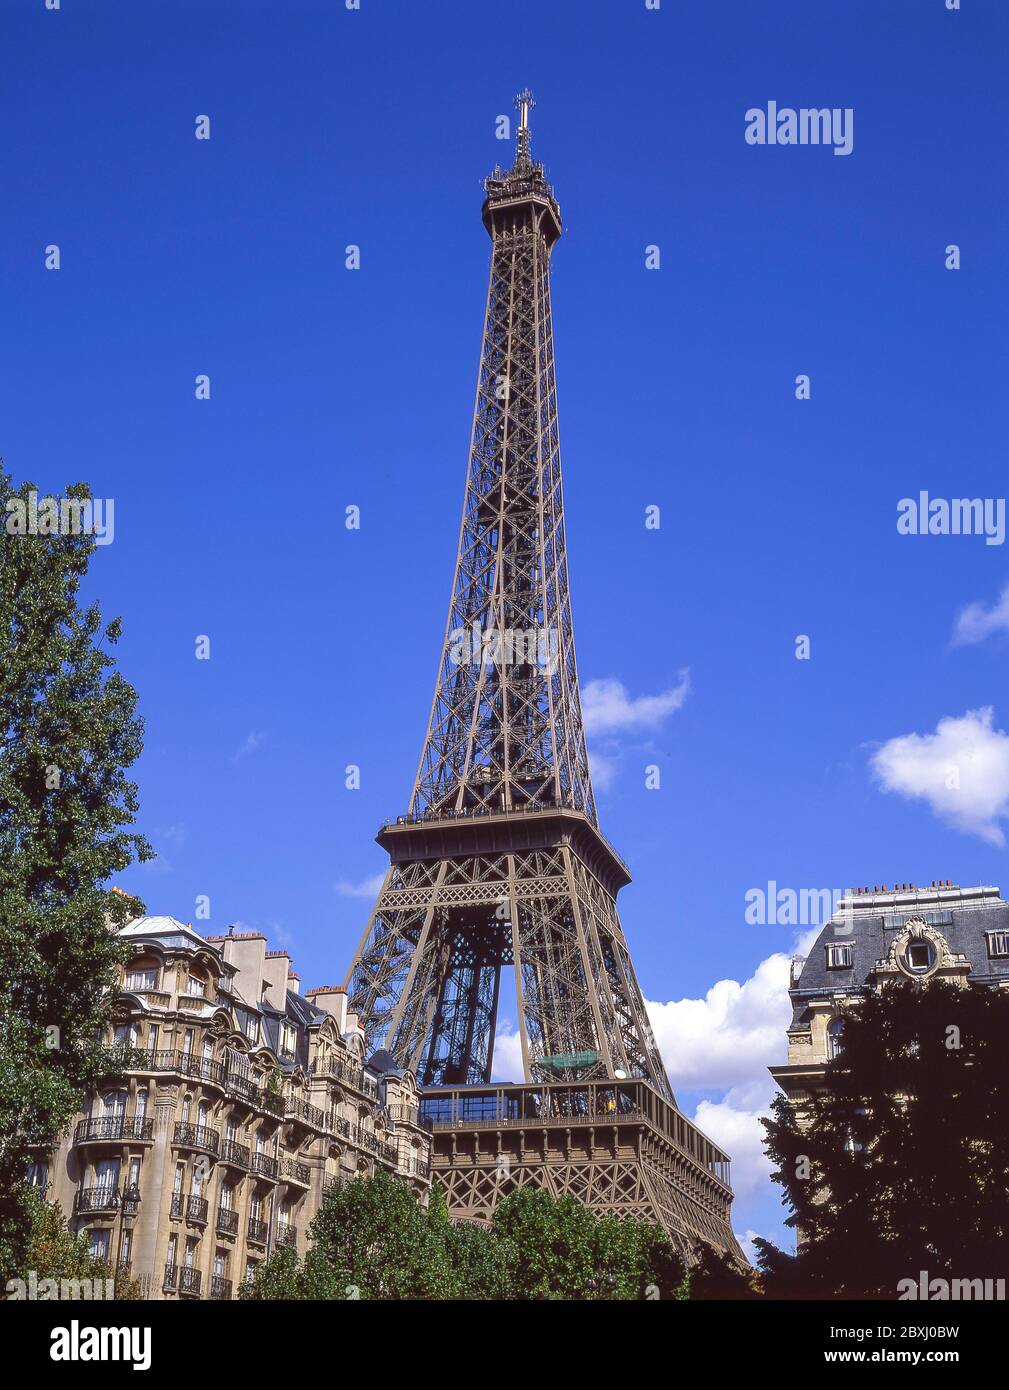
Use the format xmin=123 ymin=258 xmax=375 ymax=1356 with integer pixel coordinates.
xmin=645 ymin=939 xmax=817 ymax=1242
xmin=491 ymin=1020 xmax=525 ymax=1082
xmin=587 ymin=746 xmax=619 ymax=791
xmin=694 ymin=1089 xmax=775 ymax=1203
xmin=952 ymin=583 xmax=1009 ymax=647
xmin=870 ymin=706 xmax=1009 ymax=847
xmin=234 ymin=730 xmax=266 ymax=761
xmin=646 ymin=951 xmax=793 ymax=1093
xmin=581 ymin=671 xmax=691 ymax=736
xmin=334 ymin=872 xmax=386 ymax=900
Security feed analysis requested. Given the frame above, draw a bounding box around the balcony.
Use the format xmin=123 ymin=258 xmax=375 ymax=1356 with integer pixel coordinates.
xmin=281 ymin=1156 xmax=311 ymax=1187
xmin=135 ymin=1049 xmax=225 ymax=1087
xmin=356 ymin=1125 xmax=398 ymax=1165
xmin=74 ymin=1115 xmax=153 ymax=1145
xmin=247 ymin=1217 xmax=268 ymax=1246
xmin=163 ymin=1262 xmax=178 ymax=1291
xmin=209 ymin=1275 xmax=233 ymax=1301
xmin=74 ymin=1185 xmax=122 ymax=1216
xmin=261 ymin=1089 xmax=285 ymax=1119
xmin=286 ymin=1097 xmax=326 ymax=1129
xmin=277 ymin=1224 xmax=298 ymax=1249
xmin=251 ymin=1152 xmax=279 ymax=1182
xmin=170 ymin=1192 xmax=209 ymax=1225
xmin=173 ymin=1122 xmax=220 ymax=1156
xmin=216 ymin=1206 xmax=239 ymax=1236
xmin=178 ymin=1266 xmax=202 ymax=1297
xmin=220 ymin=1139 xmax=250 ymax=1170
xmin=227 ymin=1072 xmax=261 ymax=1107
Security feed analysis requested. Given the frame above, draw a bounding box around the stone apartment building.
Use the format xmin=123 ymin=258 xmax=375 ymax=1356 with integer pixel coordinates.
xmin=31 ymin=910 xmax=431 ymax=1300
xmin=770 ymin=880 xmax=1009 ymax=1118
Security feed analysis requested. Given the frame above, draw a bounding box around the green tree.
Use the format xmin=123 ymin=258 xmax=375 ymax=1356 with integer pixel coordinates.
xmin=303 ymin=1168 xmax=456 ymax=1299
xmin=0 ymin=468 xmax=151 ymax=1280
xmin=10 ymin=1190 xmax=143 ymax=1299
xmin=759 ymin=979 xmax=1009 ymax=1298
xmin=490 ymin=1186 xmax=688 ymax=1300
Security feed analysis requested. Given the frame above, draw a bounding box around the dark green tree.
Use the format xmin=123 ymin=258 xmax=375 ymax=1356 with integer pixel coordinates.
xmin=0 ymin=468 xmax=151 ymax=1279
xmin=759 ymin=979 xmax=1009 ymax=1298
xmin=7 ymin=1190 xmax=143 ymax=1299
xmin=242 ymin=1171 xmax=701 ymax=1302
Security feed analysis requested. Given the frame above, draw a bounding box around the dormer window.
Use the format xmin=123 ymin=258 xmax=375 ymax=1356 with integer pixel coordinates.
xmin=280 ymin=1023 xmax=296 ymax=1058
xmin=905 ymin=940 xmax=935 ymax=973
xmin=825 ymin=943 xmax=852 ymax=969
xmin=186 ymin=973 xmax=207 ymax=997
xmin=986 ymin=930 xmax=1009 ymax=959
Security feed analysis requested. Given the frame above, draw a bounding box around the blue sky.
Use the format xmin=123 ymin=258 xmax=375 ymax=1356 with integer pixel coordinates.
xmin=4 ymin=0 xmax=1008 ymax=1253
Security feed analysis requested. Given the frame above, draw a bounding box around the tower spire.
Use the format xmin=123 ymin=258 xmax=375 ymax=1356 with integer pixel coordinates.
xmin=514 ymin=87 xmax=535 ymax=167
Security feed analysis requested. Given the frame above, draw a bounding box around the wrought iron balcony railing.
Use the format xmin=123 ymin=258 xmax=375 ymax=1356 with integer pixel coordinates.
xmin=251 ymin=1152 xmax=279 ymax=1181
xmin=286 ymin=1096 xmax=326 ymax=1129
xmin=356 ymin=1125 xmax=398 ymax=1164
xmin=163 ymin=1262 xmax=178 ymax=1290
xmin=133 ymin=1049 xmax=225 ymax=1086
xmin=210 ymin=1275 xmax=233 ymax=1300
xmin=178 ymin=1266 xmax=201 ymax=1295
xmin=277 ymin=1224 xmax=297 ymax=1249
xmin=173 ymin=1122 xmax=220 ymax=1155
xmin=216 ymin=1206 xmax=239 ymax=1236
xmin=282 ymin=1156 xmax=311 ymax=1186
xmin=74 ymin=1185 xmax=122 ymax=1215
xmin=247 ymin=1217 xmax=268 ymax=1245
xmin=170 ymin=1192 xmax=209 ymax=1224
xmin=221 ymin=1139 xmax=250 ymax=1169
xmin=261 ymin=1089 xmax=286 ymax=1118
xmin=74 ymin=1115 xmax=153 ymax=1144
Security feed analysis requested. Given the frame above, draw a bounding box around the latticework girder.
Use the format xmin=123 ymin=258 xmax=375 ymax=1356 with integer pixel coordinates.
xmin=341 ymin=95 xmax=740 ymax=1257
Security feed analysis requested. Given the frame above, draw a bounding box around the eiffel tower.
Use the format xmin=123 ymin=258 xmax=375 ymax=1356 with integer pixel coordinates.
xmin=346 ymin=93 xmax=742 ymax=1260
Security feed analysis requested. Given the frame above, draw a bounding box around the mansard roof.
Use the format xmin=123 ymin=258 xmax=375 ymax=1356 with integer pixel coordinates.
xmin=121 ymin=915 xmax=225 ymax=958
xmin=790 ymin=883 xmax=1009 ymax=1025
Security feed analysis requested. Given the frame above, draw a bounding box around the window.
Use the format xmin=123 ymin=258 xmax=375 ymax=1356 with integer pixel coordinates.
xmin=244 ymin=1015 xmax=260 ymax=1045
xmin=113 ymin=1023 xmax=136 ymax=1047
xmin=987 ymin=930 xmax=1009 ymax=959
xmin=135 ymin=1089 xmax=148 ymax=1120
xmin=905 ymin=940 xmax=935 ymax=973
xmin=119 ymin=1230 xmax=132 ymax=1266
xmin=125 ymin=967 xmax=158 ymax=991
xmin=280 ymin=1023 xmax=296 ymax=1057
xmin=103 ymin=1090 xmax=126 ymax=1119
xmin=827 ymin=1018 xmax=846 ymax=1060
xmin=166 ymin=1234 xmax=178 ymax=1269
xmin=825 ymin=943 xmax=852 ymax=969
xmin=244 ymin=1259 xmax=257 ymax=1285
xmin=127 ymin=1157 xmax=141 ymax=1190
xmin=147 ymin=1024 xmax=159 ymax=1054
xmin=89 ymin=1229 xmax=110 ymax=1262
xmin=187 ymin=973 xmax=206 ymax=998
xmin=182 ymin=1028 xmax=194 ymax=1056
xmin=26 ymin=1159 xmax=48 ymax=1189
xmin=95 ymin=1158 xmax=120 ymax=1193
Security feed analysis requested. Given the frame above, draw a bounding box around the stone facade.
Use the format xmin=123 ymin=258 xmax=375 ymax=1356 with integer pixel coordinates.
xmin=31 ymin=912 xmax=431 ymax=1300
xmin=771 ymin=881 xmax=1009 ymax=1119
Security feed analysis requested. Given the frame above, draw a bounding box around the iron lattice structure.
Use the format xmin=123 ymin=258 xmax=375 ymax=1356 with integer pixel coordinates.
xmin=345 ymin=96 xmax=742 ymax=1259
